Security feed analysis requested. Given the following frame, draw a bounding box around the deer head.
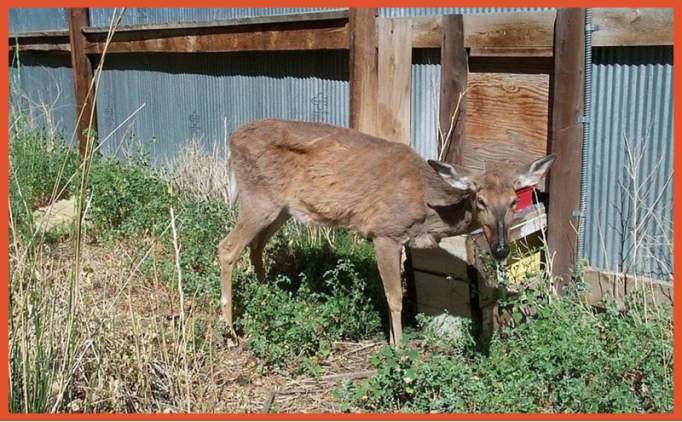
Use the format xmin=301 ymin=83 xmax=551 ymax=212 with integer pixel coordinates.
xmin=428 ymin=154 xmax=557 ymax=261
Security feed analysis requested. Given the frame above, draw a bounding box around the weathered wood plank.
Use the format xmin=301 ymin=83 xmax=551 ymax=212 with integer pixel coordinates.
xmin=462 ymin=72 xmax=550 ymax=180
xmin=547 ymin=9 xmax=586 ymax=282
xmin=438 ymin=14 xmax=467 ymax=164
xmin=581 ymin=267 xmax=673 ymax=307
xmin=9 ymin=29 xmax=70 ymax=38
xmin=84 ymin=24 xmax=349 ymax=54
xmin=68 ymin=8 xmax=97 ymax=157
xmin=410 ymin=11 xmax=556 ymax=53
xmin=11 ymin=43 xmax=71 ymax=52
xmin=10 ymin=9 xmax=672 ymax=54
xmin=411 ymin=8 xmax=672 ymax=51
xmin=376 ymin=18 xmax=412 ymax=144
xmin=349 ymin=8 xmax=378 ymax=136
xmin=592 ymin=8 xmax=673 ymax=46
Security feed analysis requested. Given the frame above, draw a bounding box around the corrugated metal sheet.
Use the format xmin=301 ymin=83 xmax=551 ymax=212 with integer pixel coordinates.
xmin=379 ymin=8 xmax=552 ymax=17
xmin=95 ymin=51 xmax=348 ymax=164
xmin=89 ymin=8 xmax=344 ymax=27
xmin=9 ymin=8 xmax=69 ymax=33
xmin=9 ymin=53 xmax=77 ymax=143
xmin=411 ymin=49 xmax=440 ymax=160
xmin=582 ymin=46 xmax=673 ymax=280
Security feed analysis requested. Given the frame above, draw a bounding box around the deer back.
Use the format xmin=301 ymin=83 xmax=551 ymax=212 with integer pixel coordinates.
xmin=229 ymin=119 xmax=467 ymax=240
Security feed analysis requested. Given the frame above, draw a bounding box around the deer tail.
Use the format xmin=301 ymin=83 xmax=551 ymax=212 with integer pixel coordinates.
xmin=227 ymin=145 xmax=239 ymax=207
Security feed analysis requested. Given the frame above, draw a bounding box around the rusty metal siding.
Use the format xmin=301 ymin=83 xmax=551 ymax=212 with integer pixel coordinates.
xmin=9 ymin=53 xmax=77 ymax=143
xmin=95 ymin=51 xmax=348 ymax=164
xmin=581 ymin=46 xmax=673 ymax=280
xmin=9 ymin=8 xmax=69 ymax=33
xmin=88 ymin=8 xmax=344 ymax=27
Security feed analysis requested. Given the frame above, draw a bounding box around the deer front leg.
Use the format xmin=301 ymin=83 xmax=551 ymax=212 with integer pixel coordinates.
xmin=218 ymin=210 xmax=279 ymax=338
xmin=373 ymin=237 xmax=404 ymax=346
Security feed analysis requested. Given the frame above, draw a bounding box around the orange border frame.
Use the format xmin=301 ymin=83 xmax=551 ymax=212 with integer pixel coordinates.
xmin=0 ymin=2 xmax=679 ymax=420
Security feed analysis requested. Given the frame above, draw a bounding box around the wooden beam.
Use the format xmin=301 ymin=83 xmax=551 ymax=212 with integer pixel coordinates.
xmin=11 ymin=9 xmax=672 ymax=54
xmin=83 ymin=23 xmax=349 ymax=54
xmin=410 ymin=11 xmax=557 ymax=54
xmin=592 ymin=8 xmax=673 ymax=47
xmin=438 ymin=15 xmax=467 ymax=165
xmin=581 ymin=267 xmax=673 ymax=307
xmin=348 ymin=8 xmax=377 ymax=135
xmin=547 ymin=9 xmax=585 ymax=283
xmin=411 ymin=8 xmax=672 ymax=51
xmin=68 ymin=8 xmax=97 ymax=157
xmin=376 ymin=18 xmax=412 ymax=144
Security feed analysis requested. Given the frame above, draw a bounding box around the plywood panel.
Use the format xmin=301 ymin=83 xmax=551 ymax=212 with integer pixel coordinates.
xmin=461 ymin=72 xmax=550 ymax=188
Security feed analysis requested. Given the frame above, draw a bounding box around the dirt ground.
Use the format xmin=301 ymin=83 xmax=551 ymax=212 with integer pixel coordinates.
xmin=40 ymin=240 xmax=383 ymax=413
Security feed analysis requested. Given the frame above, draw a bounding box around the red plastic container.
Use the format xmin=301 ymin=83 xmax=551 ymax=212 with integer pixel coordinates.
xmin=514 ymin=185 xmax=536 ymax=213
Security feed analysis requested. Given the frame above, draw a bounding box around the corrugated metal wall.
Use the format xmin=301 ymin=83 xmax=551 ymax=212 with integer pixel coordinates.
xmin=9 ymin=8 xmax=69 ymax=33
xmin=89 ymin=8 xmax=344 ymax=27
xmin=411 ymin=49 xmax=441 ymax=160
xmin=581 ymin=46 xmax=673 ymax=280
xmin=95 ymin=51 xmax=348 ymax=164
xmin=9 ymin=53 xmax=77 ymax=143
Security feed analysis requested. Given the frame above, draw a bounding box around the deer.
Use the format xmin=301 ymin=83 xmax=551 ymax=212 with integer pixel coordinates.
xmin=218 ymin=119 xmax=556 ymax=345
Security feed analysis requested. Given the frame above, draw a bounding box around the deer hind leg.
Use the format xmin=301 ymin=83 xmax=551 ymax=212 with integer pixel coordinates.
xmin=218 ymin=204 xmax=281 ymax=332
xmin=373 ymin=237 xmax=404 ymax=346
xmin=249 ymin=211 xmax=289 ymax=282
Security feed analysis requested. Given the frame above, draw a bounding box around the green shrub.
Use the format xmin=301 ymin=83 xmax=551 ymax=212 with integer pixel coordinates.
xmin=346 ymin=285 xmax=673 ymax=413
xmin=237 ymin=259 xmax=382 ymax=374
xmin=80 ymin=155 xmax=171 ymax=239
xmin=152 ymin=198 xmax=236 ymax=297
xmin=9 ymin=128 xmax=78 ymax=236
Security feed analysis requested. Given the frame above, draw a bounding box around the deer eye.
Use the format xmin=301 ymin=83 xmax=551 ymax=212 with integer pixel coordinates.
xmin=476 ymin=198 xmax=488 ymax=209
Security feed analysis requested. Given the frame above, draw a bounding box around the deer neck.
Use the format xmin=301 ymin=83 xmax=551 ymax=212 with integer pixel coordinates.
xmin=424 ymin=198 xmax=477 ymax=240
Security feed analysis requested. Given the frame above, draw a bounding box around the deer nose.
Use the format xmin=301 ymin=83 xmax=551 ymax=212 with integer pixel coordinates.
xmin=492 ymin=243 xmax=510 ymax=260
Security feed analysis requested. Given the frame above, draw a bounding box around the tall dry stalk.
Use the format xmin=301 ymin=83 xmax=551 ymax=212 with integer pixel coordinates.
xmin=169 ymin=205 xmax=192 ymax=412
xmin=437 ymin=88 xmax=469 ymax=162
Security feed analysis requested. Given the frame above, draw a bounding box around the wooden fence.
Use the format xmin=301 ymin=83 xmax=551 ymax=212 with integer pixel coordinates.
xmin=9 ymin=8 xmax=674 ymax=282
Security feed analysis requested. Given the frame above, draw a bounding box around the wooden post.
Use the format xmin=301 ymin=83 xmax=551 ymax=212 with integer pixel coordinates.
xmin=547 ymin=9 xmax=586 ymax=283
xmin=68 ymin=8 xmax=97 ymax=157
xmin=376 ymin=18 xmax=412 ymax=144
xmin=348 ymin=8 xmax=377 ymax=136
xmin=439 ymin=14 xmax=467 ymax=165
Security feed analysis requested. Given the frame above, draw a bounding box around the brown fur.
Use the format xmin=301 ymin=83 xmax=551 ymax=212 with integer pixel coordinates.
xmin=218 ymin=119 xmax=556 ymax=345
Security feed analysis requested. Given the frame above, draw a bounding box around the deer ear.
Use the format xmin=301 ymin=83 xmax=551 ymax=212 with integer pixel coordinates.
xmin=427 ymin=159 xmax=476 ymax=191
xmin=514 ymin=154 xmax=557 ymax=189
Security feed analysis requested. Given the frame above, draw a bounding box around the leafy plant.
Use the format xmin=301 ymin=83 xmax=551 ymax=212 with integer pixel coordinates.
xmin=9 ymin=127 xmax=78 ymax=237
xmin=79 ymin=154 xmax=171 ymax=239
xmin=346 ymin=281 xmax=673 ymax=413
xmin=236 ymin=260 xmax=382 ymax=374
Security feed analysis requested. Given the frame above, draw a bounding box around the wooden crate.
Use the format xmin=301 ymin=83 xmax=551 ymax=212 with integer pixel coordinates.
xmin=408 ymin=205 xmax=547 ymax=333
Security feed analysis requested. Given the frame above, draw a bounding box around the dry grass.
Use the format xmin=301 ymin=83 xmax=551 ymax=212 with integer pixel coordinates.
xmin=164 ymin=138 xmax=231 ymax=205
xmin=10 ymin=237 xmax=382 ymax=413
